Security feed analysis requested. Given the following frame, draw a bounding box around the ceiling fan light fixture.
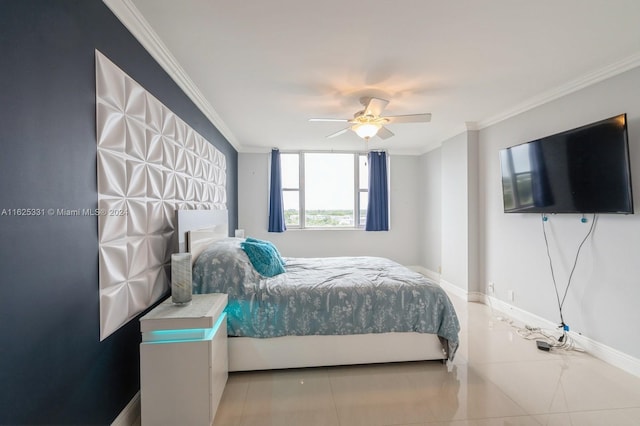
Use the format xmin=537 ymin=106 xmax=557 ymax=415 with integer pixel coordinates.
xmin=311 ymin=97 xmax=431 ymax=141
xmin=354 ymin=122 xmax=381 ymax=139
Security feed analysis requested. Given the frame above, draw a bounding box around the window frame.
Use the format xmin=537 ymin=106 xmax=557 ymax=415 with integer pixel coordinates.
xmin=280 ymin=151 xmax=369 ymax=230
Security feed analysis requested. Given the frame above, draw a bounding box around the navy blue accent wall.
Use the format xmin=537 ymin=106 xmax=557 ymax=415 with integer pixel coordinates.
xmin=0 ymin=1 xmax=238 ymax=424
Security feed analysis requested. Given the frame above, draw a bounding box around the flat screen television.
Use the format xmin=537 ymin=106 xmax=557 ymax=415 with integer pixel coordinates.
xmin=500 ymin=114 xmax=633 ymax=214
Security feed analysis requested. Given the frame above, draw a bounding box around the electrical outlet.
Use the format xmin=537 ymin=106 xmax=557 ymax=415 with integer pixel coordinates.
xmin=507 ymin=289 xmax=515 ymax=302
xmin=487 ymin=282 xmax=495 ymax=294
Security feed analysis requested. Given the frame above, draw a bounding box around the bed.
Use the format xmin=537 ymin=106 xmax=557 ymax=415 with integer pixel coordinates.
xmin=177 ymin=210 xmax=460 ymax=372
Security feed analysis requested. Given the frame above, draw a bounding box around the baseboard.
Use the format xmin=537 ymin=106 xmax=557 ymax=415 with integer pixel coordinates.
xmin=466 ymin=291 xmax=486 ymax=303
xmin=438 ymin=278 xmax=469 ymax=301
xmin=486 ymin=295 xmax=640 ymax=378
xmin=409 ymin=266 xmax=441 ymax=283
xmin=412 ymin=272 xmax=640 ymax=379
xmin=111 ymin=391 xmax=140 ymax=426
xmin=412 ymin=267 xmax=475 ymax=302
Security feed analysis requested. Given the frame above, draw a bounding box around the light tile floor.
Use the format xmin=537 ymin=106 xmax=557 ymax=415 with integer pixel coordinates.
xmin=213 ymin=294 xmax=640 ymax=426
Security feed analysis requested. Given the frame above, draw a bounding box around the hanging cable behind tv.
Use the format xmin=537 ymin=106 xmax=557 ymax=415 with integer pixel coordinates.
xmin=539 ymin=213 xmax=597 ymax=349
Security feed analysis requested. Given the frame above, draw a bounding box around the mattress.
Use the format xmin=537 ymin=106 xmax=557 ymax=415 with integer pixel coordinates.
xmin=192 ymin=238 xmax=460 ymax=358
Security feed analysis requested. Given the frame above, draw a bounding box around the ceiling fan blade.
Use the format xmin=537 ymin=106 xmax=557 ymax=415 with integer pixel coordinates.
xmin=362 ymin=97 xmax=389 ymax=117
xmin=383 ymin=113 xmax=432 ymax=124
xmin=326 ymin=128 xmax=351 ymax=138
xmin=376 ymin=126 xmax=394 ymax=140
xmin=309 ymin=118 xmax=349 ymax=122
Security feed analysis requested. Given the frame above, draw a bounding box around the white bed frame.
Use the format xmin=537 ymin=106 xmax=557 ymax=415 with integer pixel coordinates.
xmin=177 ymin=209 xmax=448 ymax=372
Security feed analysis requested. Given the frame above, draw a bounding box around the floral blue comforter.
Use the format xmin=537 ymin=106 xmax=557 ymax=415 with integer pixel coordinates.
xmin=193 ymin=238 xmax=459 ymax=358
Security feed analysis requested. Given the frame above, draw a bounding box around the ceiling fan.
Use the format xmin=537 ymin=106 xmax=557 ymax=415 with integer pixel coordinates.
xmin=309 ymin=97 xmax=431 ymax=141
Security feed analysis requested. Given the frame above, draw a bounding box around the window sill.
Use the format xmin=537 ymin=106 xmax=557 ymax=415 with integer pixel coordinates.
xmin=284 ymin=227 xmax=365 ymax=231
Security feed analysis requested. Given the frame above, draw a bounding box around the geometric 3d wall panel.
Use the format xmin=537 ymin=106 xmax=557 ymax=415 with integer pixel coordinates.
xmin=96 ymin=50 xmax=226 ymax=340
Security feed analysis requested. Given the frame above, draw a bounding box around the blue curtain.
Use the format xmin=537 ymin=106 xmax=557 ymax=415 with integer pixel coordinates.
xmin=268 ymin=149 xmax=286 ymax=232
xmin=365 ymin=151 xmax=389 ymax=231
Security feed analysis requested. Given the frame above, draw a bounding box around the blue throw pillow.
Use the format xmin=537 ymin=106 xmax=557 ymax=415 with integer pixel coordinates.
xmin=240 ymin=241 xmax=286 ymax=277
xmin=245 ymin=237 xmax=286 ymax=267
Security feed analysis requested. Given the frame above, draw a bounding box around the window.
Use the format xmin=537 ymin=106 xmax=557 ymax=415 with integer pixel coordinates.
xmin=281 ymin=152 xmax=368 ymax=228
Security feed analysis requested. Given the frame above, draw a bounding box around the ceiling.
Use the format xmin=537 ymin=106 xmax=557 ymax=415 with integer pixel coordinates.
xmin=108 ymin=0 xmax=640 ymax=154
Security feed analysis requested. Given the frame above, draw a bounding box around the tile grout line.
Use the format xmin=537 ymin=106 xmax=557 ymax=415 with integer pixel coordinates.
xmin=326 ymin=367 xmax=345 ymax=426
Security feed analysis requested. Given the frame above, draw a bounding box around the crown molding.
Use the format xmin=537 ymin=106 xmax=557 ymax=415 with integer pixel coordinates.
xmin=103 ymin=0 xmax=640 ymax=156
xmin=465 ymin=121 xmax=479 ymax=131
xmin=478 ymin=51 xmax=640 ymax=129
xmin=418 ymin=51 xmax=640 ymax=155
xmin=102 ymin=0 xmax=241 ymax=152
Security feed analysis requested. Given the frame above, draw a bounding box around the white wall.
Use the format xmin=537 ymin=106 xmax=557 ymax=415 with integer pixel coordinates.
xmin=440 ymin=131 xmax=479 ymax=293
xmin=467 ymin=130 xmax=480 ymax=294
xmin=441 ymin=133 xmax=469 ymax=291
xmin=418 ymin=148 xmax=442 ymax=273
xmin=479 ymin=66 xmax=640 ymax=359
xmin=238 ymin=153 xmax=422 ymax=265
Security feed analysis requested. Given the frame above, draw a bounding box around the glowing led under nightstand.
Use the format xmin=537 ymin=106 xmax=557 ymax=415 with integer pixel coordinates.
xmin=142 ymin=313 xmax=227 ymax=344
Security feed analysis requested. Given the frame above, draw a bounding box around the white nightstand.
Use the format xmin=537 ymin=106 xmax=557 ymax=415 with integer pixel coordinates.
xmin=139 ymin=293 xmax=228 ymax=426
